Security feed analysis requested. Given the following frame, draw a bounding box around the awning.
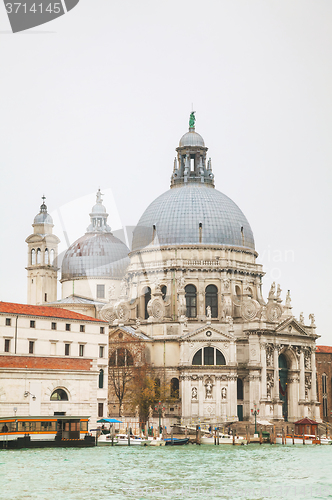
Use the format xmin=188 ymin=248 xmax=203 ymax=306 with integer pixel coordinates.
xmin=97 ymin=418 xmax=122 ymax=424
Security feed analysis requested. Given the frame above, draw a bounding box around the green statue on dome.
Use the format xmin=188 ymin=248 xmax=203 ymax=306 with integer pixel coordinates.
xmin=189 ymin=111 xmax=196 ymax=129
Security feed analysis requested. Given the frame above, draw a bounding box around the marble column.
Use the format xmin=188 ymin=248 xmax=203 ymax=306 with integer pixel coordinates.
xmin=229 ymin=376 xmax=237 ymax=420
xmin=311 ymin=349 xmax=317 ymax=401
xmin=198 ymin=377 xmax=204 ymax=418
xmin=215 ymin=377 xmax=221 ymax=419
xmin=261 ymin=345 xmax=267 ymax=399
xmin=273 ymin=348 xmax=279 ymax=399
xmin=299 ymin=349 xmax=305 ymax=401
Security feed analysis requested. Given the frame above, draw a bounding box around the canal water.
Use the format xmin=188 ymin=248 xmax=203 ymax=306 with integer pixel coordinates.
xmin=1 ymin=445 xmax=331 ymax=500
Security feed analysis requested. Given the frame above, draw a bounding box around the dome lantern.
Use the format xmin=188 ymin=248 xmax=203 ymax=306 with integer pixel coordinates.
xmin=171 ymin=112 xmax=214 ymax=188
xmin=86 ymin=189 xmax=112 ymax=233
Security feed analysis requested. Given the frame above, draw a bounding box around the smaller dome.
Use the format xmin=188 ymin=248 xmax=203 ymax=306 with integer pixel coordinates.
xmin=91 ymin=203 xmax=106 ymax=214
xmin=179 ymin=130 xmax=205 ymax=148
xmin=34 ymin=199 xmax=53 ymax=225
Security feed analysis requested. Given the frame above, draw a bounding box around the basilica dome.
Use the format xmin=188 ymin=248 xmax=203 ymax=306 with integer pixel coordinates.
xmin=61 ymin=190 xmax=130 ymax=280
xmin=132 ymin=116 xmax=255 ymax=253
xmin=132 ymin=184 xmax=254 ymax=251
xmin=61 ymin=232 xmax=130 ymax=279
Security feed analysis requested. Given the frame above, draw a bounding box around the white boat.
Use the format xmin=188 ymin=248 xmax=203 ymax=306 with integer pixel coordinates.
xmin=115 ymin=434 xmax=150 ymax=446
xmin=148 ymin=436 xmax=166 ymax=446
xmin=200 ymin=433 xmax=247 ymax=445
xmin=275 ymin=435 xmax=318 ymax=445
xmin=320 ymin=436 xmax=332 ymax=445
xmin=97 ymin=433 xmax=116 ymax=446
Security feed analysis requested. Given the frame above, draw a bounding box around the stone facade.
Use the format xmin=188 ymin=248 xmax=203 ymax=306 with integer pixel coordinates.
xmin=0 ymin=303 xmax=108 ymax=426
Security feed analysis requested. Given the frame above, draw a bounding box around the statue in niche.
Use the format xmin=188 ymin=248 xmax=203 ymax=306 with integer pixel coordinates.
xmin=206 ymin=305 xmax=212 ymax=319
xmin=221 ymin=387 xmax=227 ymax=400
xmin=205 ymin=378 xmax=213 ymax=399
xmin=192 ymin=387 xmax=198 ymax=400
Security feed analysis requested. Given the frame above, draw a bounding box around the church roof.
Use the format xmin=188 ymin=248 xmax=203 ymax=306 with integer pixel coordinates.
xmin=0 ymin=301 xmax=106 ymax=322
xmin=48 ymin=295 xmax=105 ymax=306
xmin=316 ymin=345 xmax=332 ymax=353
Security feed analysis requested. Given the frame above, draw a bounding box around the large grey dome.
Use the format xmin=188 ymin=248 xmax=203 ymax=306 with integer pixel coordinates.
xmin=132 ymin=184 xmax=255 ymax=252
xmin=61 ymin=233 xmax=130 ymax=280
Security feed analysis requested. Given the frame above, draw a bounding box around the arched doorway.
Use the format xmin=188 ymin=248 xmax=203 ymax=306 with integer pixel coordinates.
xmin=279 ymin=354 xmax=288 ymax=421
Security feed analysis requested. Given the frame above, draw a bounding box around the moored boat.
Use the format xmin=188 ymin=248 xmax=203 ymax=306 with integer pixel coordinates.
xmin=0 ymin=416 xmax=95 ymax=449
xmin=200 ymin=433 xmax=247 ymax=445
xmin=115 ymin=434 xmax=150 ymax=446
xmin=164 ymin=437 xmax=189 ymax=446
xmin=148 ymin=437 xmax=166 ymax=446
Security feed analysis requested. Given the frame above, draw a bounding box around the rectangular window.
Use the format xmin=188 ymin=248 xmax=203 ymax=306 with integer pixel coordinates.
xmin=100 ymin=326 xmax=105 ymax=334
xmin=80 ymin=325 xmax=85 ymax=333
xmin=30 ymin=320 xmax=35 ymax=328
xmin=323 ymin=397 xmax=328 ymax=418
xmin=5 ymin=318 xmax=11 ymax=326
xmin=29 ymin=341 xmax=34 ymax=354
xmin=98 ymin=402 xmax=104 ymax=418
xmin=99 ymin=346 xmax=104 ymax=358
xmin=97 ymin=284 xmax=105 ymax=299
xmin=51 ymin=322 xmax=57 ymax=330
xmin=66 ymin=324 xmax=71 ymax=331
xmin=79 ymin=344 xmax=84 ymax=357
xmin=65 ymin=343 xmax=70 ymax=356
xmin=4 ymin=339 xmax=10 ymax=353
xmin=44 ymin=293 xmax=47 ymax=302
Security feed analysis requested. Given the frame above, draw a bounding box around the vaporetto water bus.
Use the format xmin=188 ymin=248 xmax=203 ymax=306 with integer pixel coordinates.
xmin=0 ymin=416 xmax=95 ymax=449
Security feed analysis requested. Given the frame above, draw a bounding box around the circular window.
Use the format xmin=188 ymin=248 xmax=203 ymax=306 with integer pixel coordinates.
xmin=118 ymin=332 xmax=123 ymax=339
xmin=206 ymin=331 xmax=212 ymax=337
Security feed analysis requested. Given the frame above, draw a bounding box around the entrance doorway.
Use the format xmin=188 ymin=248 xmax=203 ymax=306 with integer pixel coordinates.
xmin=279 ymin=354 xmax=288 ymax=421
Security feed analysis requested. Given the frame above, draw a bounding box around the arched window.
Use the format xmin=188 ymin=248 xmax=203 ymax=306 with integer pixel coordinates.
xmin=237 ymin=378 xmax=243 ymax=400
xmin=50 ymin=389 xmax=68 ymax=401
xmin=185 ymin=284 xmax=197 ymax=318
xmin=143 ymin=287 xmax=151 ymax=320
xmin=192 ymin=348 xmax=226 ymax=366
xmin=170 ymin=378 xmax=179 ymax=399
xmin=37 ymin=248 xmax=41 ymax=264
xmin=45 ymin=248 xmax=49 ymax=265
xmin=50 ymin=249 xmax=55 ymax=266
xmin=322 ymin=373 xmax=327 ymax=394
xmin=31 ymin=249 xmax=36 ymax=265
xmin=98 ymin=369 xmax=104 ymax=388
xmin=205 ymin=285 xmax=218 ymax=318
xmin=161 ymin=286 xmax=167 ymax=301
xmin=109 ymin=348 xmax=133 ymax=367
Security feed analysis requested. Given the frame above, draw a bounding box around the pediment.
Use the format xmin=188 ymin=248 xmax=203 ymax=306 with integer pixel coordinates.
xmin=275 ymin=317 xmax=310 ymax=336
xmin=180 ymin=325 xmax=234 ymax=342
xmin=109 ymin=326 xmax=151 ymax=342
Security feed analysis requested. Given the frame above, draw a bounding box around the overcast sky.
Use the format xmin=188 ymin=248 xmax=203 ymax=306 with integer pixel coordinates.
xmin=0 ymin=1 xmax=331 ymax=343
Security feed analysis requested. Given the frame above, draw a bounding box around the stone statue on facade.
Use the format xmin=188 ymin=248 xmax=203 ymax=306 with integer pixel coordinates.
xmin=226 ymin=315 xmax=234 ymax=329
xmin=223 ymin=278 xmax=230 ymax=291
xmin=119 ymin=404 xmax=124 ymax=417
xmin=268 ymin=282 xmax=276 ymax=299
xmin=148 ymin=406 xmax=153 ymax=419
xmin=153 ymin=275 xmax=161 ymax=293
xmin=309 ymin=314 xmax=316 ymax=327
xmin=285 ymin=290 xmax=292 ymax=307
xmin=221 ymin=387 xmax=227 ymax=400
xmin=205 ymin=378 xmax=213 ymax=399
xmin=191 ymin=387 xmax=197 ymax=400
xmin=299 ymin=312 xmax=304 ymax=324
xmin=206 ymin=305 xmax=212 ymax=319
xmin=276 ymin=284 xmax=282 ymax=299
xmin=177 ymin=276 xmax=186 ymax=292
xmin=267 ymin=373 xmax=274 ymax=399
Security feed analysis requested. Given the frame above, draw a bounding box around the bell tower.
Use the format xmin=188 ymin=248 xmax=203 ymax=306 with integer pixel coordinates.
xmin=25 ymin=196 xmax=60 ymax=305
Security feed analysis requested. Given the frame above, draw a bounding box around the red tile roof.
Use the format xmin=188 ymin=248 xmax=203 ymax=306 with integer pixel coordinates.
xmin=0 ymin=302 xmax=106 ymax=323
xmin=316 ymin=346 xmax=332 ymax=353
